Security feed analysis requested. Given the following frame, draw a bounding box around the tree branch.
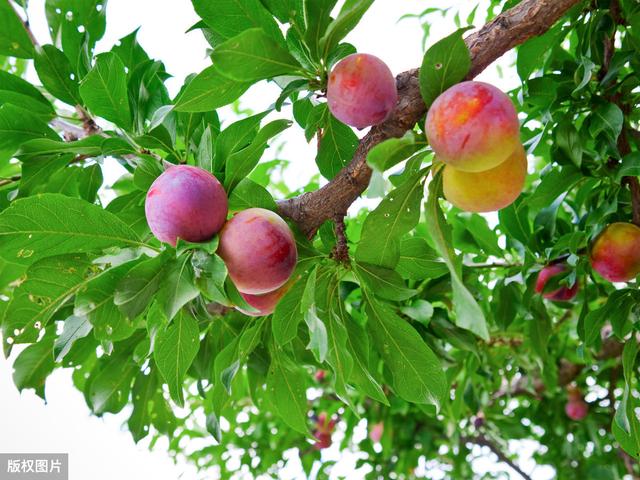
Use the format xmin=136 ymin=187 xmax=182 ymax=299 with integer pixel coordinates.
xmin=277 ymin=0 xmax=582 ymax=237
xmin=6 ymin=0 xmax=39 ymax=48
xmin=461 ymin=434 xmax=533 ymax=480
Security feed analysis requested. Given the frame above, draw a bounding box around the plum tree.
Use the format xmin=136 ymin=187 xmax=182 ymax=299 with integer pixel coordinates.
xmin=590 ymin=222 xmax=640 ymax=282
xmin=218 ymin=208 xmax=297 ymax=295
xmin=145 ymin=165 xmax=228 ymax=246
xmin=327 ymin=53 xmax=398 ymax=129
xmin=426 ymin=81 xmax=521 ymax=172
xmin=535 ymin=263 xmax=579 ymax=302
xmin=236 ymin=282 xmax=290 ymax=316
xmin=4 ymin=0 xmax=640 ymax=478
xmin=442 ymin=146 xmax=526 ymax=212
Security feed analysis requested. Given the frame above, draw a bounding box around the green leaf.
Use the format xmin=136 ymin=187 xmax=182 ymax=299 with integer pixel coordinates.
xmin=114 ymin=251 xmax=172 ymax=320
xmin=266 ymin=344 xmax=309 ymax=435
xmin=224 ymin=119 xmax=291 ymax=191
xmin=400 ymin=300 xmax=434 ymax=324
xmin=528 ymin=299 xmax=552 ymax=359
xmin=173 ymin=65 xmax=251 ymax=112
xmin=589 ymin=102 xmax=624 ymax=143
xmin=342 ymin=299 xmax=389 ymax=405
xmin=366 ymin=133 xmax=423 ymax=173
xmin=191 ymin=251 xmax=227 ymax=303
xmin=272 ymin=274 xmax=307 ymax=344
xmin=18 ymin=136 xmax=133 ymax=161
xmin=425 ymin=173 xmax=489 ymax=340
xmin=79 ymin=52 xmax=132 ymax=129
xmin=315 ymin=268 xmax=356 ymax=409
xmin=0 ymin=69 xmax=52 ymax=108
xmin=75 ymin=259 xmax=142 ymax=341
xmin=320 ymin=0 xmax=374 ymax=59
xmin=211 ymin=28 xmax=302 ymax=83
xmin=88 ymin=357 xmax=137 ymax=415
xmin=2 ymin=254 xmax=92 ymax=348
xmin=356 ymin=167 xmax=426 ymax=269
xmin=132 ymin=155 xmax=163 ymax=191
xmin=228 ymin=178 xmax=277 ymax=211
xmin=617 ymin=153 xmax=640 ymax=181
xmin=354 ymin=262 xmax=417 ymax=301
xmin=154 ymin=310 xmax=200 ymax=406
xmin=192 ymin=0 xmax=283 ymax=46
xmin=196 ymin=126 xmax=213 ymax=171
xmin=419 ymin=27 xmax=472 ymax=107
xmin=12 ymin=332 xmax=56 ymax=399
xmin=0 ymin=0 xmax=35 ymax=58
xmin=317 ymin=114 xmax=359 ymax=180
xmin=362 ymin=289 xmax=446 ymax=408
xmin=525 ymin=166 xmax=582 ymax=210
xmin=128 ymin=371 xmax=158 ymax=443
xmin=396 ymin=237 xmax=449 ymax=280
xmin=34 ymin=45 xmax=82 ymax=105
xmin=157 ymin=254 xmax=200 ymax=321
xmin=304 ymin=0 xmax=337 ymax=61
xmin=0 ymin=103 xmax=58 ymax=156
xmin=54 ymin=315 xmax=92 ymax=362
xmin=215 ymin=110 xmax=270 ymax=168
xmin=555 ymin=122 xmax=583 ymax=168
xmin=613 ymin=340 xmax=640 ymax=459
xmin=45 ymin=0 xmax=107 ymax=76
xmin=0 ymin=194 xmax=147 ymax=266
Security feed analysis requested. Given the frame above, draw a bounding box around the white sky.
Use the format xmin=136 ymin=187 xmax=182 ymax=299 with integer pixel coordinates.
xmin=0 ymin=1 xmax=554 ymax=479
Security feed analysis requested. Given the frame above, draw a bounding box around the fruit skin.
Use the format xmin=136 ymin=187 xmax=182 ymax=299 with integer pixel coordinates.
xmin=590 ymin=222 xmax=640 ymax=282
xmin=535 ymin=264 xmax=579 ymax=301
xmin=442 ymin=146 xmax=526 ymax=212
xmin=218 ymin=208 xmax=297 ymax=295
xmin=426 ymin=81 xmax=520 ymax=172
xmin=236 ymin=282 xmax=290 ymax=316
xmin=145 ymin=165 xmax=228 ymax=246
xmin=369 ymin=422 xmax=384 ymax=443
xmin=565 ymin=399 xmax=588 ymax=420
xmin=327 ymin=53 xmax=398 ymax=129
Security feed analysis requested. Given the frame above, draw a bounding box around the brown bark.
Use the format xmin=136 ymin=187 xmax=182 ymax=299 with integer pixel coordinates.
xmin=277 ymin=0 xmax=583 ymax=237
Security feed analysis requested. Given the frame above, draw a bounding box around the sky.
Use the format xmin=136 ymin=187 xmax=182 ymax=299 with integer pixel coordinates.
xmin=0 ymin=1 xmax=553 ymax=479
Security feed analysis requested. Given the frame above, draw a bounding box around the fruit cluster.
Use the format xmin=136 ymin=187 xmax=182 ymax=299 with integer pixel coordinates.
xmin=426 ymin=81 xmax=526 ymax=213
xmin=145 ymin=165 xmax=297 ymax=316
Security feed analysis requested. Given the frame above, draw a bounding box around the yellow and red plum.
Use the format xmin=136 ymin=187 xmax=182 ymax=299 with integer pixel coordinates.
xmin=442 ymin=147 xmax=526 ymax=212
xmin=145 ymin=165 xmax=228 ymax=246
xmin=236 ymin=282 xmax=290 ymax=316
xmin=426 ymin=81 xmax=521 ymax=172
xmin=535 ymin=264 xmax=578 ymax=301
xmin=218 ymin=208 xmax=297 ymax=295
xmin=327 ymin=53 xmax=398 ymax=129
xmin=590 ymin=222 xmax=640 ymax=282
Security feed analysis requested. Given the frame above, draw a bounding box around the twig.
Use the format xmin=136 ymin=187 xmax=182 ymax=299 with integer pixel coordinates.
xmin=0 ymin=175 xmax=21 ymax=188
xmin=75 ymin=105 xmax=102 ymax=136
xmin=330 ymin=214 xmax=349 ymax=263
xmin=6 ymin=0 xmax=39 ymax=47
xmin=461 ymin=434 xmax=533 ymax=480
